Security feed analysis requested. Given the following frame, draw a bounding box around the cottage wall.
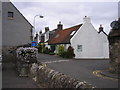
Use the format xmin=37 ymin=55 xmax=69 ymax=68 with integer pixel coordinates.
xmin=98 ymin=32 xmax=109 ymax=58
xmin=71 ymin=17 xmax=109 ymax=59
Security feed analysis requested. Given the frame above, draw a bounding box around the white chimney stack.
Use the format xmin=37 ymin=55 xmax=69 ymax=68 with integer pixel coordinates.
xmin=83 ymin=16 xmax=91 ymax=23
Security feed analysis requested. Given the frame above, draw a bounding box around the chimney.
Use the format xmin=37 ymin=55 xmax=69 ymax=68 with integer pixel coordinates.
xmin=39 ymin=31 xmax=42 ymax=35
xmin=83 ymin=16 xmax=91 ymax=23
xmin=45 ymin=27 xmax=49 ymax=33
xmin=98 ymin=24 xmax=104 ymax=33
xmin=35 ymin=33 xmax=38 ymax=39
xmin=57 ymin=21 xmax=63 ymax=30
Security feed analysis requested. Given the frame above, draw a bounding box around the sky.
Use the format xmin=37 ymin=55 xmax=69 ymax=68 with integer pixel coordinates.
xmin=9 ymin=0 xmax=119 ymax=34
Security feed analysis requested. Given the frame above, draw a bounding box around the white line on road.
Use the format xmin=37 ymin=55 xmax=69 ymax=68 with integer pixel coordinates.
xmin=41 ymin=60 xmax=71 ymax=64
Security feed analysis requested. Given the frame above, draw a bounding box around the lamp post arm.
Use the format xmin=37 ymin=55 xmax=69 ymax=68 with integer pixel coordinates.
xmin=33 ymin=15 xmax=44 ymax=41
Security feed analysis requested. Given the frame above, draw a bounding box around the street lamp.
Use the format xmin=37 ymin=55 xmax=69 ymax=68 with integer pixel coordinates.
xmin=33 ymin=15 xmax=44 ymax=41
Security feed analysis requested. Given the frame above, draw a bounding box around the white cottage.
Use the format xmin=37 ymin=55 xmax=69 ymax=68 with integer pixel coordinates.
xmin=48 ymin=16 xmax=109 ymax=59
xmin=71 ymin=16 xmax=109 ymax=59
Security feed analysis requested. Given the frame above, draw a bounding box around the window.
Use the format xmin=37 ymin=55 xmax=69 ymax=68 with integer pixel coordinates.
xmin=55 ymin=34 xmax=60 ymax=38
xmin=8 ymin=12 xmax=14 ymax=19
xmin=77 ymin=45 xmax=82 ymax=52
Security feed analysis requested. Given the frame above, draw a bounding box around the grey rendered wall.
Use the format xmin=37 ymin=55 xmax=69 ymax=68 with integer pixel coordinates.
xmin=2 ymin=2 xmax=32 ymax=47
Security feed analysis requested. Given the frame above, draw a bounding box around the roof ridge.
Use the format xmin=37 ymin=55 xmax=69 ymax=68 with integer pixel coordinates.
xmin=63 ymin=24 xmax=82 ymax=31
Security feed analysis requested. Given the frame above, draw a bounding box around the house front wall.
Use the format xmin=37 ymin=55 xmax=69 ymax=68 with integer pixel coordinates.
xmin=71 ymin=21 xmax=109 ymax=59
xmin=2 ymin=2 xmax=32 ymax=47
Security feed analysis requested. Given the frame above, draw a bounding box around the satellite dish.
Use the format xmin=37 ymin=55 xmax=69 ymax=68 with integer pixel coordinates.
xmin=110 ymin=21 xmax=119 ymax=30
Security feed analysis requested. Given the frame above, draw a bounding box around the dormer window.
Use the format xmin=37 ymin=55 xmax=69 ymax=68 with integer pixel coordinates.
xmin=8 ymin=12 xmax=14 ymax=19
xmin=55 ymin=34 xmax=60 ymax=38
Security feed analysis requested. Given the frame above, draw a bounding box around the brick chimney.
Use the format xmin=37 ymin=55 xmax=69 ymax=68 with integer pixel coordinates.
xmin=98 ymin=24 xmax=103 ymax=33
xmin=45 ymin=27 xmax=49 ymax=33
xmin=57 ymin=21 xmax=63 ymax=30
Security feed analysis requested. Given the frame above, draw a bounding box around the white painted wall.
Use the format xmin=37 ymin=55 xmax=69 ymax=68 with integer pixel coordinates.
xmin=44 ymin=31 xmax=49 ymax=42
xmin=71 ymin=17 xmax=109 ymax=59
xmin=98 ymin=32 xmax=109 ymax=58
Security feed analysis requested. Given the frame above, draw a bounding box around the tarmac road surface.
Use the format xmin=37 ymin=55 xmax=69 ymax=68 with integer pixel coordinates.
xmin=38 ymin=53 xmax=118 ymax=88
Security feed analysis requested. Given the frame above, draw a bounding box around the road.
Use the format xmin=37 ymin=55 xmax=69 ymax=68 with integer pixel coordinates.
xmin=38 ymin=53 xmax=118 ymax=88
xmin=2 ymin=62 xmax=39 ymax=88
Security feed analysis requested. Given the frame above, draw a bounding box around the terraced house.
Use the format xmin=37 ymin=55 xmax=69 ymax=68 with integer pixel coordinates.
xmin=39 ymin=16 xmax=109 ymax=59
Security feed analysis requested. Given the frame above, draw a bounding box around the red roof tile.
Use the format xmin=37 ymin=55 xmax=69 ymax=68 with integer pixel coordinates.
xmin=48 ymin=24 xmax=82 ymax=44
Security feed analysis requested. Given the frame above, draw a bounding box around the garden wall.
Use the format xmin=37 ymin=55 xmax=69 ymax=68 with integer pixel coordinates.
xmin=35 ymin=66 xmax=96 ymax=89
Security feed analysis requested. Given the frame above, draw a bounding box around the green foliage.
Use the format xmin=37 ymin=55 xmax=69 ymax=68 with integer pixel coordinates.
xmin=50 ymin=45 xmax=55 ymax=52
xmin=43 ymin=47 xmax=51 ymax=54
xmin=41 ymin=43 xmax=46 ymax=53
xmin=58 ymin=45 xmax=65 ymax=56
xmin=49 ymin=52 xmax=55 ymax=55
xmin=60 ymin=51 xmax=67 ymax=58
xmin=37 ymin=44 xmax=42 ymax=53
xmin=58 ymin=45 xmax=75 ymax=58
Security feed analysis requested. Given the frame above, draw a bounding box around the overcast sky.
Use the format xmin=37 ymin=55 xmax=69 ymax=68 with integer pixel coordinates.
xmin=9 ymin=0 xmax=119 ymax=34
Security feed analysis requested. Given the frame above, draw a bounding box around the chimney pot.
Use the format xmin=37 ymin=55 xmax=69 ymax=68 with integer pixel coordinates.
xmin=45 ymin=27 xmax=49 ymax=33
xmin=83 ymin=16 xmax=91 ymax=23
xmin=57 ymin=21 xmax=63 ymax=30
xmin=99 ymin=24 xmax=103 ymax=33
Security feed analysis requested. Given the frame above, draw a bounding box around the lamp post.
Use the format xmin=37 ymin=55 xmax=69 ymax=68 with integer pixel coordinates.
xmin=33 ymin=15 xmax=44 ymax=41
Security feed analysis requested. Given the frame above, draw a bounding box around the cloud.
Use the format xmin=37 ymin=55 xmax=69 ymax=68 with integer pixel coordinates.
xmin=9 ymin=0 xmax=120 ymax=2
xmin=10 ymin=1 xmax=118 ymax=34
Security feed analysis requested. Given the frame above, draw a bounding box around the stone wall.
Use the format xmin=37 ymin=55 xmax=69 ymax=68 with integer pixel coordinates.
xmin=108 ymin=18 xmax=120 ymax=74
xmin=36 ymin=66 xmax=96 ymax=89
xmin=109 ymin=36 xmax=120 ymax=74
xmin=2 ymin=46 xmax=17 ymax=62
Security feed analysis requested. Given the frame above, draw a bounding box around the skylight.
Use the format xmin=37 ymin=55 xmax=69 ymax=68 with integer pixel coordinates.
xmin=55 ymin=34 xmax=60 ymax=38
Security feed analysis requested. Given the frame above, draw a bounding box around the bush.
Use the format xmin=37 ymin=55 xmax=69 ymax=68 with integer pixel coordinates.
xmin=50 ymin=45 xmax=55 ymax=52
xmin=37 ymin=44 xmax=42 ymax=53
xmin=66 ymin=46 xmax=75 ymax=58
xmin=60 ymin=51 xmax=67 ymax=58
xmin=58 ymin=45 xmax=65 ymax=56
xmin=43 ymin=47 xmax=50 ymax=54
xmin=49 ymin=52 xmax=55 ymax=55
xmin=41 ymin=43 xmax=46 ymax=53
xmin=16 ymin=47 xmax=38 ymax=63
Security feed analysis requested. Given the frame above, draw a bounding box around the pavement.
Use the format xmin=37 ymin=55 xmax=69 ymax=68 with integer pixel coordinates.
xmin=2 ymin=62 xmax=39 ymax=88
xmin=37 ymin=53 xmax=119 ymax=88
